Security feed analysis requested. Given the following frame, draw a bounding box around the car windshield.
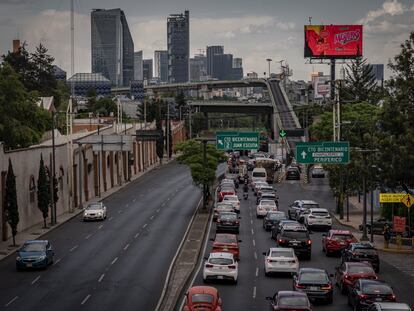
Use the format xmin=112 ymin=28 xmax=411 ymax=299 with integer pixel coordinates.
xmin=253 ymin=172 xmax=266 ymax=177
xmin=191 ymin=293 xmax=214 ymax=303
xmin=215 ymin=235 xmax=236 ymax=243
xmin=300 ymin=271 xmax=329 ymax=283
xmin=21 ymin=243 xmax=46 ymax=252
xmin=209 ymin=258 xmax=233 ymax=265
xmin=261 ymin=200 xmax=275 ymax=206
xmin=221 ymin=187 xmax=234 ymax=192
xmin=348 ymin=266 xmax=374 ymax=274
xmin=279 ymin=296 xmax=308 ymax=307
xmin=332 ymin=234 xmax=353 ymax=240
xmin=282 ymin=231 xmax=308 ymax=239
xmin=268 ymin=213 xmax=286 ymax=220
xmin=271 ymin=250 xmax=294 ymax=258
xmin=86 ymin=204 xmax=102 ymax=210
xmin=363 ymin=284 xmax=393 ymax=295
xmin=224 ymin=196 xmax=238 ymax=202
xmin=303 ymin=204 xmax=319 ymax=209
xmin=312 ymin=211 xmax=329 ymax=216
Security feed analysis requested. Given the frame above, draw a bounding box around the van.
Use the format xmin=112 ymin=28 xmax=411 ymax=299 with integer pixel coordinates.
xmin=252 ymin=167 xmax=267 ymax=182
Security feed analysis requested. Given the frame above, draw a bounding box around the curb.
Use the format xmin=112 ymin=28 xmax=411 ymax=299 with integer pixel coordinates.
xmin=0 ymin=160 xmax=168 ymax=262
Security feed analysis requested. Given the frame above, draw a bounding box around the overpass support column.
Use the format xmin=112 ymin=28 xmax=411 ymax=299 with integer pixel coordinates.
xmin=204 ymin=112 xmax=209 ymax=130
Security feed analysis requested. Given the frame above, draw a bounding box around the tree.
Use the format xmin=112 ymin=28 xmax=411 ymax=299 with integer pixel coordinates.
xmin=86 ymin=88 xmax=97 ymax=111
xmin=340 ymin=56 xmax=377 ymax=103
xmin=4 ymin=159 xmax=19 ymax=246
xmin=175 ymin=92 xmax=186 ymax=108
xmin=31 ymin=43 xmax=57 ymax=96
xmin=37 ymin=155 xmax=50 ymax=228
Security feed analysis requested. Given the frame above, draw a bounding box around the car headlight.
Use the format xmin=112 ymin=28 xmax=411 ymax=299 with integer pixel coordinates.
xmin=16 ymin=256 xmax=21 ymax=261
xmin=97 ymin=212 xmax=102 ymax=216
xmin=39 ymin=255 xmax=46 ymax=260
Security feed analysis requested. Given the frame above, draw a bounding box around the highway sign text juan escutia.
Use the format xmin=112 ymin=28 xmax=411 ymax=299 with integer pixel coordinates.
xmin=296 ymin=141 xmax=350 ymax=164
xmin=216 ymin=131 xmax=259 ymax=150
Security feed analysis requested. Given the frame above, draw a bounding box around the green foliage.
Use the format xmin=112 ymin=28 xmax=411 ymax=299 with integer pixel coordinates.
xmin=175 ymin=140 xmax=226 ymax=188
xmin=175 ymin=92 xmax=186 ymax=107
xmin=5 ymin=159 xmax=19 ymax=246
xmin=37 ymin=155 xmax=50 ymax=228
xmin=0 ymin=63 xmax=52 ymax=149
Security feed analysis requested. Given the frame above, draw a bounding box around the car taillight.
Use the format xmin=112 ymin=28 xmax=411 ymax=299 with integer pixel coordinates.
xmin=206 ymin=264 xmax=214 ymax=268
xmin=359 ymin=294 xmax=367 ymax=299
xmin=321 ymin=284 xmax=332 ymax=290
xmin=307 ymin=240 xmax=312 ymax=245
xmin=228 ymin=265 xmax=237 ymax=269
xmin=266 ymin=258 xmax=274 ymax=263
xmin=345 ymin=275 xmax=351 ymax=280
xmin=235 ymin=220 xmax=239 ymax=224
xmin=278 ymin=239 xmax=284 ymax=243
xmin=389 ymin=294 xmax=396 ymax=301
xmin=295 ymin=283 xmax=306 ymax=289
xmin=217 ymin=219 xmax=221 ymax=223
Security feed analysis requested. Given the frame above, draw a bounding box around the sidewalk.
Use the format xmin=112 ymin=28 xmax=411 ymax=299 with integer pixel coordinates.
xmin=332 ymin=196 xmax=414 ymax=253
xmin=0 ymin=159 xmax=171 ymax=262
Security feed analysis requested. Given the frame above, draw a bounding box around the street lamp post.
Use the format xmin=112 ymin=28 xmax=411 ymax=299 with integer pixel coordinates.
xmin=266 ymin=58 xmax=272 ymax=77
xmin=51 ymin=111 xmax=57 ymax=225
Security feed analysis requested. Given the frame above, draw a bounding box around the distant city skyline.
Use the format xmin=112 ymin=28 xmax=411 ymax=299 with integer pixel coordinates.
xmin=1 ymin=0 xmax=413 ymax=81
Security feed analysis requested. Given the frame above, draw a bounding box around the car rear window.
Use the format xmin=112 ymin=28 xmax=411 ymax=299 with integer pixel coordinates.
xmin=282 ymin=231 xmax=309 ymax=239
xmin=332 ymin=234 xmax=353 ymax=240
xmin=279 ymin=296 xmax=308 ymax=307
xmin=300 ymin=272 xmax=329 ymax=283
xmin=348 ymin=266 xmax=375 ymax=274
xmin=261 ymin=200 xmax=275 ymax=206
xmin=253 ymin=172 xmax=266 ymax=177
xmin=268 ymin=212 xmax=286 ymax=220
xmin=271 ymin=250 xmax=294 ymax=258
xmin=221 ymin=187 xmax=234 ymax=192
xmin=362 ymin=284 xmax=393 ymax=295
xmin=224 ymin=196 xmax=238 ymax=201
xmin=209 ymin=258 xmax=233 ymax=265
xmin=215 ymin=235 xmax=236 ymax=243
xmin=21 ymin=243 xmax=46 ymax=252
xmin=303 ymin=204 xmax=319 ymax=209
xmin=191 ymin=293 xmax=214 ymax=303
xmin=217 ymin=204 xmax=233 ymax=210
xmin=86 ymin=204 xmax=102 ymax=210
xmin=219 ymin=214 xmax=237 ymax=221
xmin=312 ymin=211 xmax=329 ymax=217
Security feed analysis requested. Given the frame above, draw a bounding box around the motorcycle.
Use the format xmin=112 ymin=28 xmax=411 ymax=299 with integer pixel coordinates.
xmin=243 ymin=191 xmax=248 ymax=200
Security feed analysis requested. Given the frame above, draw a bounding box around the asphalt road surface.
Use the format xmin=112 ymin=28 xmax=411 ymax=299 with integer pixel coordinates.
xmin=0 ymin=162 xmax=201 ymax=311
xmin=193 ymin=176 xmax=414 ymax=310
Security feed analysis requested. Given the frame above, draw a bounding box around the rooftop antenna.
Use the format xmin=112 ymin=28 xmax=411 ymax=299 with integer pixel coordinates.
xmin=308 ymin=16 xmax=312 ymax=25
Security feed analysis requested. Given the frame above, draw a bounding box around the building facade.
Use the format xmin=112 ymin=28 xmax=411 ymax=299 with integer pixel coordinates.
xmin=189 ymin=54 xmax=207 ymax=82
xmin=143 ymin=59 xmax=153 ymax=81
xmin=371 ymin=64 xmax=384 ymax=84
xmin=212 ymin=53 xmax=233 ymax=80
xmin=91 ymin=9 xmax=134 ymax=87
xmin=134 ymin=51 xmax=143 ymax=81
xmin=67 ymin=73 xmax=112 ymax=97
xmin=154 ymin=50 xmax=168 ymax=83
xmin=206 ymin=45 xmax=223 ymax=77
xmin=167 ymin=10 xmax=190 ymax=83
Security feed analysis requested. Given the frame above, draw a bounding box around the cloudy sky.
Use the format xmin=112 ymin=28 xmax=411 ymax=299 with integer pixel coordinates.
xmin=1 ymin=0 xmax=413 ymax=81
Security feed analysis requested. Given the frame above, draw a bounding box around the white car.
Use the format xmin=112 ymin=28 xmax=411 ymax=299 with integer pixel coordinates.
xmin=213 ymin=202 xmax=235 ymax=221
xmin=222 ymin=195 xmax=240 ymax=213
xmin=203 ymin=252 xmax=238 ymax=284
xmin=252 ymin=180 xmax=268 ymax=192
xmin=304 ymin=208 xmax=332 ymax=230
xmin=256 ymin=199 xmax=277 ymax=218
xmin=263 ymin=247 xmax=299 ymax=276
xmin=83 ymin=202 xmax=107 ymax=221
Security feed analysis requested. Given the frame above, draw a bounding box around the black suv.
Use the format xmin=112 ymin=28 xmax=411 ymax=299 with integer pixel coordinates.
xmin=341 ymin=243 xmax=380 ymax=272
xmin=216 ymin=212 xmax=240 ymax=234
xmin=263 ymin=211 xmax=287 ymax=231
xmin=277 ymin=226 xmax=312 ymax=259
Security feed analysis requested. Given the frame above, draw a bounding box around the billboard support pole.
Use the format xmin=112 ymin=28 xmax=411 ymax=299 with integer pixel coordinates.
xmin=330 ymin=59 xmax=336 ymax=141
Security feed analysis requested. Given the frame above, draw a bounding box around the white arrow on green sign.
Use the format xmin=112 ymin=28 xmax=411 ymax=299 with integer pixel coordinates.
xmin=279 ymin=129 xmax=287 ymax=138
xmin=296 ymin=141 xmax=350 ymax=164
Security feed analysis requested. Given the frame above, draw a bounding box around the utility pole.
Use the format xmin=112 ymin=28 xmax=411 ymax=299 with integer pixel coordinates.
xmin=266 ymin=58 xmax=272 ymax=77
xmin=167 ymin=101 xmax=170 ymax=159
xmin=78 ymin=144 xmax=83 ymax=209
xmin=331 ymin=59 xmax=336 ymax=141
xmin=51 ymin=111 xmax=57 ymax=225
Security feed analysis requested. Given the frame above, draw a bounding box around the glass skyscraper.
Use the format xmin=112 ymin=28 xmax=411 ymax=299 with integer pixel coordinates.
xmin=91 ymin=8 xmax=134 ymax=87
xmin=167 ymin=10 xmax=189 ymax=83
xmin=154 ymin=50 xmax=168 ymax=83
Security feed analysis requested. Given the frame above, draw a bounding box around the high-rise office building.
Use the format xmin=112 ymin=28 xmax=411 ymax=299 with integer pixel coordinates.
xmin=189 ymin=54 xmax=207 ymax=82
xmin=212 ymin=54 xmax=233 ymax=80
xmin=134 ymin=51 xmax=143 ymax=80
xmin=232 ymin=57 xmax=243 ymax=80
xmin=206 ymin=45 xmax=224 ymax=77
xmin=167 ymin=10 xmax=190 ymax=83
xmin=91 ymin=8 xmax=134 ymax=87
xmin=143 ymin=59 xmax=153 ymax=80
xmin=371 ymin=64 xmax=384 ymax=83
xmin=154 ymin=50 xmax=168 ymax=83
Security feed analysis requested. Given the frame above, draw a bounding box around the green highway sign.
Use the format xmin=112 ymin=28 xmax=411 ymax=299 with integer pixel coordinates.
xmin=216 ymin=131 xmax=259 ymax=150
xmin=279 ymin=129 xmax=287 ymax=138
xmin=296 ymin=141 xmax=350 ymax=164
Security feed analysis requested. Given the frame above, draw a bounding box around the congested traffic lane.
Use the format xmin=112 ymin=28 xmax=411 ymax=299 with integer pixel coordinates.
xmin=192 ymin=176 xmax=414 ymax=310
xmin=0 ymin=162 xmax=201 ymax=311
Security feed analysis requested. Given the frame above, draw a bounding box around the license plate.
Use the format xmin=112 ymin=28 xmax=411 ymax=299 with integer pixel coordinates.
xmin=375 ymin=298 xmax=382 ymax=302
xmin=223 ymin=248 xmax=229 ymax=251
xmin=291 ymin=243 xmax=299 ymax=246
xmin=217 ymin=275 xmax=223 ymax=279
xmin=279 ymin=262 xmax=286 ymax=265
xmin=26 ymin=263 xmax=32 ymax=267
xmin=310 ymin=286 xmax=318 ymax=291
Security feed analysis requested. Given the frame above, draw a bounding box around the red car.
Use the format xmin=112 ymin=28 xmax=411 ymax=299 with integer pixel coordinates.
xmin=266 ymin=291 xmax=312 ymax=311
xmin=322 ymin=229 xmax=355 ymax=255
xmin=211 ymin=233 xmax=241 ymax=261
xmin=183 ymin=286 xmax=222 ymax=311
xmin=218 ymin=186 xmax=235 ymax=202
xmin=335 ymin=262 xmax=377 ymax=294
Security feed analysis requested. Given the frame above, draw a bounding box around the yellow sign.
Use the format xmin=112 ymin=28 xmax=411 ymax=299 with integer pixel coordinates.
xmin=400 ymin=194 xmax=414 ymax=208
xmin=380 ymin=193 xmax=405 ymax=203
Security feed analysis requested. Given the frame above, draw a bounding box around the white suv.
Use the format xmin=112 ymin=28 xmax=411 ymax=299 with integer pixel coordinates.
xmin=203 ymin=252 xmax=238 ymax=284
xmin=222 ymin=195 xmax=240 ymax=213
xmin=256 ymin=200 xmax=277 ymax=218
xmin=304 ymin=208 xmax=332 ymax=230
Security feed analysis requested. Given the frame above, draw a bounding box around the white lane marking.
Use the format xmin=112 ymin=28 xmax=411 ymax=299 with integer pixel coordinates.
xmin=110 ymin=257 xmax=118 ymax=265
xmin=118 ymin=210 xmax=122 ymax=214
xmin=98 ymin=274 xmax=105 ymax=283
xmin=4 ymin=296 xmax=18 ymax=307
xmin=31 ymin=275 xmax=40 ymax=285
xmin=98 ymin=224 xmax=103 ymax=229
xmin=253 ymin=286 xmax=257 ymax=299
xmin=150 ymin=215 xmax=154 ymax=220
xmin=70 ymin=245 xmax=78 ymax=252
xmin=53 ymin=258 xmax=62 ymax=266
xmin=162 ymin=203 xmax=165 ymax=206
xmin=85 ymin=234 xmax=92 ymax=240
xmin=81 ymin=294 xmax=91 ymax=305
xmin=133 ymin=198 xmax=136 ymax=202
xmin=124 ymin=244 xmax=130 ymax=251
xmin=143 ymin=223 xmax=148 ymax=228
xmin=255 ymin=267 xmax=259 ymax=277
xmin=251 ymin=228 xmax=254 ymax=235
xmin=250 ymin=219 xmax=253 ymax=225
xmin=108 ymin=217 xmax=113 ymax=221
xmin=125 ymin=204 xmax=129 ymax=207
xmin=134 ymin=233 xmax=140 ymax=239
xmin=254 ymin=252 xmax=258 ymax=260
xmin=156 ymin=209 xmax=160 ymax=213
xmin=252 ymin=239 xmax=256 ymax=247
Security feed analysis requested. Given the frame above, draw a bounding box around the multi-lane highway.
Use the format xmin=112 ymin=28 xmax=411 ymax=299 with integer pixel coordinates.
xmin=191 ymin=176 xmax=414 ymax=310
xmin=0 ymin=163 xmax=201 ymax=311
